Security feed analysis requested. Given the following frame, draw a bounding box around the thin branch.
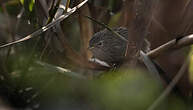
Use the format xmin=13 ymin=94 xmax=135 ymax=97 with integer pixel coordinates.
xmin=140 ymin=51 xmax=163 ymax=83
xmin=0 ymin=0 xmax=88 ymax=49
xmin=147 ymin=57 xmax=190 ymax=110
xmin=36 ymin=61 xmax=87 ymax=79
xmin=147 ymin=39 xmax=176 ymax=59
xmin=147 ymin=34 xmax=193 ymax=59
xmin=85 ymin=16 xmax=128 ymax=42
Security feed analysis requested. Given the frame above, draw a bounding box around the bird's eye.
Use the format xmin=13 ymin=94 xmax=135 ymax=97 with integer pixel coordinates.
xmin=97 ymin=41 xmax=103 ymax=46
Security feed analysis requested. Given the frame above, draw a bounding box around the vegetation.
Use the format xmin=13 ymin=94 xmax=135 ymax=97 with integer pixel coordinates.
xmin=0 ymin=0 xmax=192 ymax=110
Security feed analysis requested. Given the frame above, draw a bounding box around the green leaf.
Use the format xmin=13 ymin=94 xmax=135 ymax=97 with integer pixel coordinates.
xmin=29 ymin=0 xmax=35 ymax=12
xmin=20 ymin=0 xmax=24 ymax=5
xmin=20 ymin=0 xmax=35 ymax=12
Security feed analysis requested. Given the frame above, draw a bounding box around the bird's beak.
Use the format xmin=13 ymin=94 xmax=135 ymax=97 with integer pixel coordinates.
xmin=88 ymin=46 xmax=94 ymax=50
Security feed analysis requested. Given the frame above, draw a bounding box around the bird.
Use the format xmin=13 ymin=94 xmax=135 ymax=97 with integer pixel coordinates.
xmin=88 ymin=27 xmax=150 ymax=67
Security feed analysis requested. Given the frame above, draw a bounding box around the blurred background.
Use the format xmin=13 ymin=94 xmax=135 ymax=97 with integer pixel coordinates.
xmin=0 ymin=0 xmax=193 ymax=110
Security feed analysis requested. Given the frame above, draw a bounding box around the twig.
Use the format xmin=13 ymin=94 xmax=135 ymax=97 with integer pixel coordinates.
xmin=0 ymin=0 xmax=88 ymax=49
xmin=85 ymin=16 xmax=128 ymax=42
xmin=147 ymin=39 xmax=177 ymax=59
xmin=36 ymin=61 xmax=87 ymax=79
xmin=147 ymin=57 xmax=190 ymax=110
xmin=140 ymin=51 xmax=163 ymax=83
xmin=147 ymin=34 xmax=193 ymax=59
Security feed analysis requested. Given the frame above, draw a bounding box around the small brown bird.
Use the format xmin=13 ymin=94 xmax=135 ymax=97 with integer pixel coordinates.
xmin=88 ymin=27 xmax=150 ymax=67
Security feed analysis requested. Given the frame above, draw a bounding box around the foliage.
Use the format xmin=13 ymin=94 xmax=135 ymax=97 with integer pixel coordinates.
xmin=0 ymin=0 xmax=192 ymax=110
